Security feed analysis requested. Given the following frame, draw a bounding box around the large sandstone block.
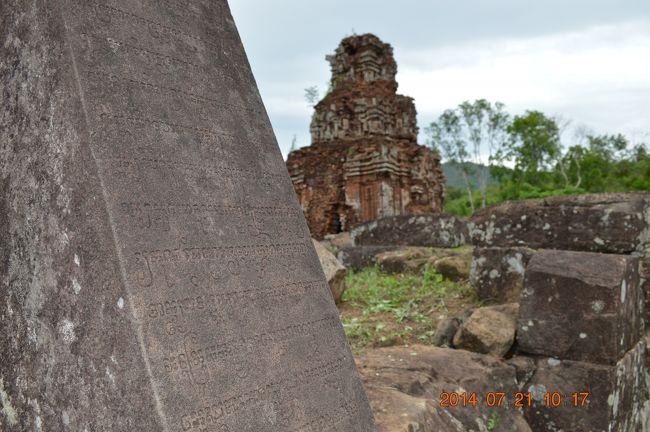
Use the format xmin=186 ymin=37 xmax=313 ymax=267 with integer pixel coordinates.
xmin=0 ymin=2 xmax=375 ymax=431
xmin=469 ymin=192 xmax=650 ymax=255
xmin=517 ymin=250 xmax=643 ymax=364
xmin=523 ymin=340 xmax=648 ymax=432
xmin=470 ymin=247 xmax=535 ymax=303
xmin=351 ymin=214 xmax=468 ymax=248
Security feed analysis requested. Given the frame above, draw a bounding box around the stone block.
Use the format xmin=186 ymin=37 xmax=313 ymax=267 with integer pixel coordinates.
xmin=469 ymin=192 xmax=650 ymax=255
xmin=0 ymin=2 xmax=375 ymax=430
xmin=453 ymin=303 xmax=519 ymax=357
xmin=351 ymin=213 xmax=468 ymax=248
xmin=517 ymin=250 xmax=643 ymax=364
xmin=470 ymin=247 xmax=536 ymax=303
xmin=523 ymin=340 xmax=648 ymax=432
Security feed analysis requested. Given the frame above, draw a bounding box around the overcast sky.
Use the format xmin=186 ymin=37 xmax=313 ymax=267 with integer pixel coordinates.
xmin=229 ymin=1 xmax=650 ymax=159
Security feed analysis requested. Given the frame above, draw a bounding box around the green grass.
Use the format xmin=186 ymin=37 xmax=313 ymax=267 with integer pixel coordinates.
xmin=340 ymin=265 xmax=475 ymax=350
xmin=343 ymin=264 xmax=451 ymax=315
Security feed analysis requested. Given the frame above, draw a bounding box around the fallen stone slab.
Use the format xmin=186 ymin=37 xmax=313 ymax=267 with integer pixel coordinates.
xmin=351 ymin=213 xmax=469 ymax=248
xmin=357 ymin=345 xmax=531 ymax=431
xmin=523 ymin=340 xmax=648 ymax=432
xmin=517 ymin=250 xmax=643 ymax=364
xmin=470 ymin=247 xmax=535 ymax=304
xmin=453 ymin=303 xmax=519 ymax=357
xmin=469 ymin=192 xmax=650 ymax=255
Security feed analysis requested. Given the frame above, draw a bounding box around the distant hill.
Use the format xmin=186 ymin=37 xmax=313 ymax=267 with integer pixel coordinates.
xmin=442 ymin=162 xmax=498 ymax=190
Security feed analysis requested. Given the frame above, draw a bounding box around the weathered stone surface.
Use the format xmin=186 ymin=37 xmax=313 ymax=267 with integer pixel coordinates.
xmin=357 ymin=345 xmax=531 ymax=432
xmin=432 ymin=317 xmax=462 ymax=348
xmin=286 ymin=34 xmax=445 ymax=240
xmin=431 ymin=308 xmax=473 ymax=348
xmin=365 ymin=386 xmax=445 ymax=432
xmin=375 ymin=247 xmax=446 ymax=274
xmin=433 ymin=254 xmax=471 ymax=281
xmin=506 ymin=356 xmax=536 ymax=391
xmin=337 ymin=245 xmax=397 ymax=270
xmin=470 ymin=247 xmax=536 ymax=303
xmin=0 ymin=2 xmax=375 ymax=431
xmin=312 ymin=239 xmax=347 ymax=303
xmin=641 ymin=258 xmax=650 ymax=323
xmin=453 ymin=303 xmax=519 ymax=357
xmin=351 ymin=214 xmax=468 ymax=248
xmin=523 ymin=340 xmax=648 ymax=432
xmin=517 ymin=250 xmax=643 ymax=364
xmin=469 ymin=192 xmax=650 ymax=255
xmin=367 ymin=384 xmax=531 ymax=432
xmin=323 ymin=231 xmax=354 ymax=250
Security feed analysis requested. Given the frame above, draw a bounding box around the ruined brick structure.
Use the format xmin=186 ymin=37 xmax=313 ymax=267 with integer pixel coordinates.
xmin=287 ymin=34 xmax=445 ymax=239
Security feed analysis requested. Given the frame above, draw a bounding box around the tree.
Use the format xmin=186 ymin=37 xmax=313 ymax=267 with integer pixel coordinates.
xmin=304 ymin=86 xmax=320 ymax=107
xmin=501 ymin=111 xmax=561 ymax=186
xmin=427 ymin=100 xmax=510 ymax=210
xmin=427 ymin=109 xmax=475 ymax=212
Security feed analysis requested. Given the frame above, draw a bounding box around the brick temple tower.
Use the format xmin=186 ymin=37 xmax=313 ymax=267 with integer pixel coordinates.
xmin=286 ymin=34 xmax=445 ymax=239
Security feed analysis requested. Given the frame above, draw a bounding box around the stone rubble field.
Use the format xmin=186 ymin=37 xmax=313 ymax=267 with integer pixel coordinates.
xmin=315 ymin=192 xmax=650 ymax=431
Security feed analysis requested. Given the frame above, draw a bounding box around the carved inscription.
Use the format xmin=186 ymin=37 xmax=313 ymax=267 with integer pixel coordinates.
xmin=79 ymin=2 xmax=251 ymax=81
xmin=134 ymin=241 xmax=310 ymax=265
xmin=130 ymin=241 xmax=316 ymax=295
xmin=82 ymin=32 xmax=239 ymax=95
xmin=145 ymin=279 xmax=325 ymax=320
xmin=178 ymin=355 xmax=352 ymax=431
xmin=161 ymin=316 xmax=341 ymax=384
xmin=86 ymin=69 xmax=257 ymax=114
xmin=96 ymin=113 xmax=276 ymax=157
xmin=142 ymin=279 xmax=328 ymax=336
xmin=118 ymin=202 xmax=307 ymax=239
xmin=60 ymin=0 xmax=374 ymax=429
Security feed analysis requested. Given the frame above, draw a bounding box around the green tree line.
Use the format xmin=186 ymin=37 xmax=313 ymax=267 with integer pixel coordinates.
xmin=426 ymin=100 xmax=650 ymax=216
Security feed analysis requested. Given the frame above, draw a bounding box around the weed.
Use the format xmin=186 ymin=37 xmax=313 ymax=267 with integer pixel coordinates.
xmin=487 ymin=410 xmax=499 ymax=431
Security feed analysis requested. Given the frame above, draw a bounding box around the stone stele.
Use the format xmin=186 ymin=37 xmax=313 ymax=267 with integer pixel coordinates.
xmin=0 ymin=1 xmax=376 ymax=431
